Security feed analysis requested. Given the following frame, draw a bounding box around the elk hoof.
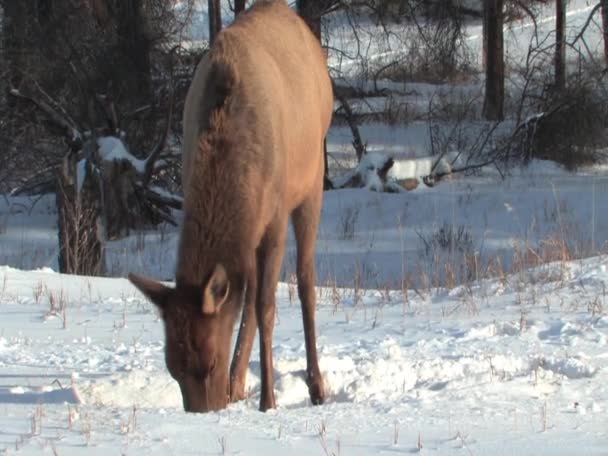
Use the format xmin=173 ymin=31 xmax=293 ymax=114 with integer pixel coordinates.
xmin=308 ymin=380 xmax=325 ymax=406
xmin=259 ymin=392 xmax=276 ymax=412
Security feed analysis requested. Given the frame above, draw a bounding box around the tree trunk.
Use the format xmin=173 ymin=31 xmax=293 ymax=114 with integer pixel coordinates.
xmin=481 ymin=3 xmax=487 ymax=71
xmin=323 ymin=137 xmax=333 ymax=190
xmin=334 ymin=87 xmax=366 ymax=162
xmin=3 ymin=1 xmax=29 ymax=97
xmin=602 ymin=0 xmax=608 ymax=64
xmin=89 ymin=0 xmax=111 ymax=26
xmin=555 ymin=0 xmax=566 ymax=90
xmin=101 ymin=159 xmax=138 ymax=240
xmin=297 ymin=0 xmax=322 ymax=39
xmin=114 ymin=0 xmax=151 ymax=99
xmin=57 ymin=152 xmax=106 ymax=276
xmin=297 ymin=0 xmax=332 ymax=188
xmin=208 ymin=0 xmax=222 ymax=44
xmin=482 ymin=0 xmax=504 ymax=121
xmin=235 ymin=0 xmax=246 ymax=17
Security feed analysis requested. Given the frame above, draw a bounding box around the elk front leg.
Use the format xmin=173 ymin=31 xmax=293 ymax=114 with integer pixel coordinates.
xmin=230 ymin=266 xmax=257 ymax=402
xmin=256 ymin=216 xmax=288 ymax=411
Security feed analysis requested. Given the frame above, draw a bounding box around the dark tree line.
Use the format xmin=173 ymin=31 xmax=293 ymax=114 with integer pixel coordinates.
xmin=0 ymin=0 xmax=188 ymax=275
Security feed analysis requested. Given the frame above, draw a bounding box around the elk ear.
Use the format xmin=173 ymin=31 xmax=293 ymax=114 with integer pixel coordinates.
xmin=202 ymin=264 xmax=230 ymax=315
xmin=128 ymin=273 xmax=171 ymax=311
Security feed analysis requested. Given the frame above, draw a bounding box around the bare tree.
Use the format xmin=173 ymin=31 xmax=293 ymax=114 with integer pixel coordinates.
xmin=297 ymin=0 xmax=340 ymax=39
xmin=296 ymin=0 xmax=340 ymax=189
xmin=235 ymin=0 xmax=247 ymax=17
xmin=483 ymin=0 xmax=505 ymax=121
xmin=2 ymin=1 xmax=28 ymax=92
xmin=113 ymin=0 xmax=152 ymax=98
xmin=602 ymin=0 xmax=608 ymax=64
xmin=570 ymin=2 xmax=607 ymax=65
xmin=555 ymin=0 xmax=566 ymax=89
xmin=209 ymin=0 xmax=222 ymax=43
xmin=298 ymin=0 xmax=324 ymax=183
xmin=297 ymin=0 xmax=322 ymax=39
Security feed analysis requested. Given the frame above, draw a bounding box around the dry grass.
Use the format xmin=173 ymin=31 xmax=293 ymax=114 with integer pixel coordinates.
xmin=32 ymin=281 xmax=45 ymax=305
xmin=119 ymin=405 xmax=138 ymax=435
xmin=43 ymin=287 xmax=68 ymax=329
xmin=80 ymin=412 xmax=92 ymax=445
xmin=0 ymin=272 xmax=7 ymax=304
xmin=287 ymin=272 xmax=297 ymax=306
xmin=414 ymin=198 xmax=602 ymax=300
xmin=217 ymin=435 xmax=228 ymax=455
xmin=317 ymin=420 xmax=340 ymax=456
xmin=337 ymin=205 xmax=360 ymax=241
xmin=67 ymin=405 xmax=78 ymax=431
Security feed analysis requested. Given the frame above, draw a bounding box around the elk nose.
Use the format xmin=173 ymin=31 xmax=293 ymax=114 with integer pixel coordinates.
xmin=179 ymin=381 xmax=208 ymax=413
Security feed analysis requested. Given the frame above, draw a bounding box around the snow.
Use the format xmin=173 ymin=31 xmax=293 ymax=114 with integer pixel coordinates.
xmin=391 ymin=154 xmax=453 ymax=180
xmin=76 ymin=159 xmax=87 ymax=193
xmin=148 ymin=186 xmax=184 ymax=204
xmin=97 ymin=136 xmax=146 ymax=173
xmin=331 ymin=152 xmax=391 ymax=190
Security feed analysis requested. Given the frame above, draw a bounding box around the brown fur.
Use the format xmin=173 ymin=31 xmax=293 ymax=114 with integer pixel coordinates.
xmin=129 ymin=0 xmax=333 ymax=412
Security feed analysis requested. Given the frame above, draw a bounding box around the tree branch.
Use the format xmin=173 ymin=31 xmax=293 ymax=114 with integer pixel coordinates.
xmin=9 ymin=84 xmax=83 ymax=152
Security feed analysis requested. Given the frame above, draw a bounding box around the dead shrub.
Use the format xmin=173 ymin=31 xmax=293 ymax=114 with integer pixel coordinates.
xmin=384 ymin=94 xmax=412 ymax=125
xmin=528 ymin=81 xmax=608 ymax=170
xmin=337 ymin=205 xmax=361 ymax=240
xmin=422 ymin=223 xmax=474 ymax=255
xmin=416 ymin=223 xmax=476 ymax=287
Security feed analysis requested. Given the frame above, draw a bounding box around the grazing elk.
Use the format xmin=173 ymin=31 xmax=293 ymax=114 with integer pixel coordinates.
xmin=128 ymin=0 xmax=333 ymax=412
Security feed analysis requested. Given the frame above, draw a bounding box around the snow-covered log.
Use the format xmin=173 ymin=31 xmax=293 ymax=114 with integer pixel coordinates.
xmin=332 ymin=153 xmax=402 ymax=192
xmin=95 ymin=134 xmax=180 ymax=240
xmin=9 ymin=82 xmax=180 ymax=272
xmin=331 ymin=152 xmax=453 ymax=192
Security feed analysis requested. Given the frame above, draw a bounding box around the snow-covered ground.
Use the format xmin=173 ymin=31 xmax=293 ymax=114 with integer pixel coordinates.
xmin=3 ymin=157 xmax=608 ymax=289
xmin=0 ymin=250 xmax=606 ymax=454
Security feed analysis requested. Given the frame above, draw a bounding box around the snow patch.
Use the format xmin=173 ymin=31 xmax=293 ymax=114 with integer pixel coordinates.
xmin=535 ymin=356 xmax=597 ymax=379
xmin=82 ymin=371 xmax=182 ymax=409
xmin=0 ymin=385 xmax=83 ymax=404
xmin=76 ymin=158 xmax=87 ymax=193
xmin=390 ymin=154 xmax=452 ymax=180
xmin=97 ymin=136 xmax=146 ymax=173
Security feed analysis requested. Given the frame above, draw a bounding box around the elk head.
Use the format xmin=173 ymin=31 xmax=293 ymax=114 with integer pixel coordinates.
xmin=128 ymin=264 xmax=238 ymax=412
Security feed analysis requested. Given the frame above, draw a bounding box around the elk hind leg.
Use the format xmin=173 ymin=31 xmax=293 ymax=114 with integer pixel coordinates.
xmin=292 ymin=191 xmax=325 ymax=405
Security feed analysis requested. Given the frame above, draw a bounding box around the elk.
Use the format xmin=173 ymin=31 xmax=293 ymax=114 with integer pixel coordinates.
xmin=128 ymin=0 xmax=333 ymax=412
